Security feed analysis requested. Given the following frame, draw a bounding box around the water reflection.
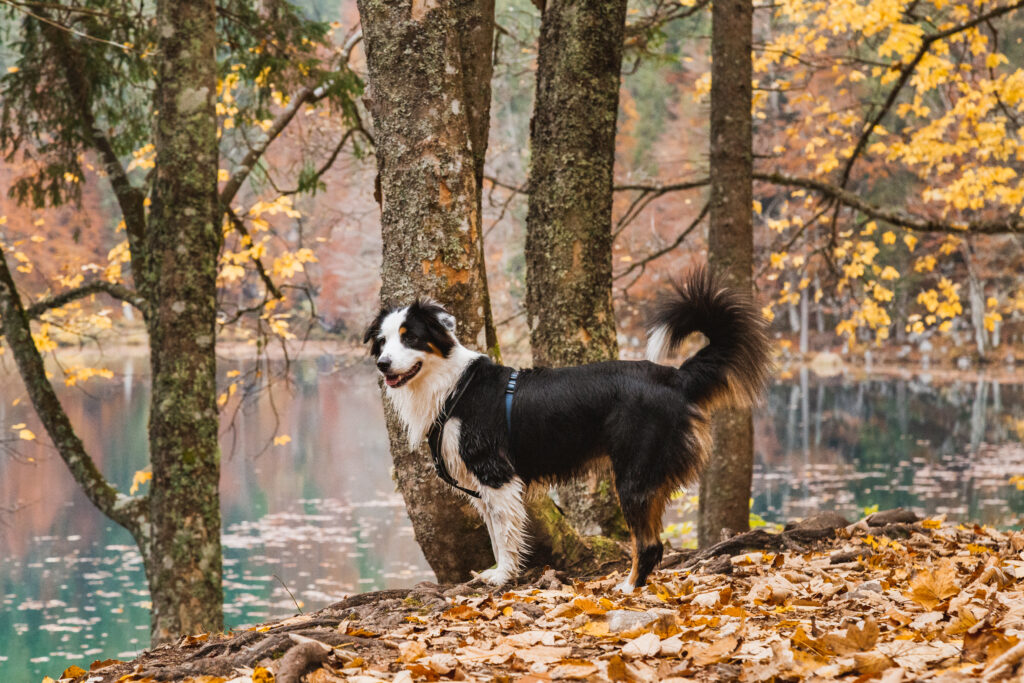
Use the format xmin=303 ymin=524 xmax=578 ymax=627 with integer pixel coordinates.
xmin=1 ymin=354 xmax=1022 ymax=680
xmin=756 ymin=370 xmax=1024 ymax=526
xmin=0 ymin=354 xmax=432 ymax=681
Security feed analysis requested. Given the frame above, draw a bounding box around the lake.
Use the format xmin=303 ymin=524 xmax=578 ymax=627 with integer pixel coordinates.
xmin=1 ymin=352 xmax=1022 ymax=681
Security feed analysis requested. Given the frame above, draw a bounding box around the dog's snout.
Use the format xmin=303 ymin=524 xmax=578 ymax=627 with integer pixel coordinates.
xmin=377 ymin=358 xmax=391 ymax=373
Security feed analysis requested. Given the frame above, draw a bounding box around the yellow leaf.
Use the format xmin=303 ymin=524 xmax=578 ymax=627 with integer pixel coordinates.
xmin=882 ymin=231 xmax=896 ymax=245
xmin=273 ymin=434 xmax=291 ymax=446
xmin=906 ymin=560 xmax=960 ymax=609
xmin=19 ymin=429 xmax=36 ymax=441
xmin=904 ymin=234 xmax=918 ymax=252
xmin=130 ymin=469 xmax=152 ymax=495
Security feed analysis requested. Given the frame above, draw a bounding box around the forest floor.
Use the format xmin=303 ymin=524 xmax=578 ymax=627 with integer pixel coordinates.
xmin=45 ymin=509 xmax=1024 ymax=683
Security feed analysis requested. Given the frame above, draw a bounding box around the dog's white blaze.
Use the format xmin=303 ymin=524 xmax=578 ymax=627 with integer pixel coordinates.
xmin=645 ymin=324 xmax=672 ymax=363
xmin=380 ymin=308 xmax=483 ymax=448
xmin=441 ymin=418 xmax=527 ymax=585
xmin=377 ymin=308 xmax=419 ymax=373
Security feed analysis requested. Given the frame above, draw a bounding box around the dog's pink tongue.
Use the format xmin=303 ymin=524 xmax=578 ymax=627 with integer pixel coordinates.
xmin=385 ymin=375 xmax=401 ymax=387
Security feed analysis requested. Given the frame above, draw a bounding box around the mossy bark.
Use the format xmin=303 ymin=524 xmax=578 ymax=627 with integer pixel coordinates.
xmin=525 ymin=0 xmax=629 ymax=539
xmin=144 ymin=0 xmax=224 ymax=642
xmin=698 ymin=0 xmax=755 ymax=549
xmin=357 ymin=0 xmax=496 ymax=581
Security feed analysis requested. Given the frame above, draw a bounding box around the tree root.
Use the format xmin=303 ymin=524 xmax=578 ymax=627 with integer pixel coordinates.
xmin=276 ymin=640 xmax=330 ymax=683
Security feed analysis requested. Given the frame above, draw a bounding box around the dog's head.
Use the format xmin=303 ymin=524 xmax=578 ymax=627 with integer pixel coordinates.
xmin=364 ymin=300 xmax=458 ymax=388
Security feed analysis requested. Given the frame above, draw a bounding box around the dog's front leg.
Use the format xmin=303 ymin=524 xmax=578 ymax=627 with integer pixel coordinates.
xmin=476 ymin=477 xmax=528 ymax=586
xmin=470 ymin=498 xmax=501 ymax=565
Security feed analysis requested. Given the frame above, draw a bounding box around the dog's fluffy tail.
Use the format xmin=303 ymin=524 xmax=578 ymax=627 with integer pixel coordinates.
xmin=646 ymin=266 xmax=773 ymax=412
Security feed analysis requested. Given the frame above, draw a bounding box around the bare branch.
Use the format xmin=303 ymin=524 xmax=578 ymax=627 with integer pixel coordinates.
xmin=36 ymin=13 xmax=149 ymax=269
xmin=755 ymin=171 xmax=1023 ymax=235
xmin=615 ymin=201 xmax=709 ymax=281
xmin=0 ymin=244 xmax=148 ymax=545
xmin=219 ymin=87 xmax=316 ymax=207
xmin=26 ymin=280 xmax=144 ymax=319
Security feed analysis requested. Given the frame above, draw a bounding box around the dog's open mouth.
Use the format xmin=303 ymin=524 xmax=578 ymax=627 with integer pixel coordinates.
xmin=384 ymin=361 xmax=422 ymax=388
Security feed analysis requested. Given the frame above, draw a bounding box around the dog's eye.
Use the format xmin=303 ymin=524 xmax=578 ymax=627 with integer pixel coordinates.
xmin=401 ymin=331 xmax=417 ymax=344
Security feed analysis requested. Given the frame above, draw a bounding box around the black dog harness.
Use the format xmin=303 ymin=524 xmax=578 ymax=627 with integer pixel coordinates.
xmin=425 ymin=365 xmax=519 ymax=499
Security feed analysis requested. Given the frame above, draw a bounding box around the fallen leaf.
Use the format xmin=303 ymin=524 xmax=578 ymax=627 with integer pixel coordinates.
xmin=692 ymin=635 xmax=740 ymax=666
xmin=548 ymin=660 xmax=598 ymax=679
xmin=398 ymin=640 xmax=426 ymax=662
xmin=622 ymin=632 xmax=661 ymax=658
xmin=819 ymin=618 xmax=880 ymax=654
xmin=442 ymin=604 xmax=481 ymax=620
xmin=906 ymin=560 xmax=960 ymax=610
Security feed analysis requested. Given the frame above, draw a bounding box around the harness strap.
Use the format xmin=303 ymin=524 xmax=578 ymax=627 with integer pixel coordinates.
xmin=505 ymin=370 xmax=519 ymax=438
xmin=426 ymin=364 xmax=481 ymax=498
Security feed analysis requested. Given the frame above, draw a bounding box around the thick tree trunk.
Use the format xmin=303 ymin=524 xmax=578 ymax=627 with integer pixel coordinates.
xmin=698 ymin=0 xmax=755 ymax=549
xmin=145 ymin=0 xmax=224 ymax=642
xmin=357 ymin=0 xmax=495 ymax=581
xmin=525 ymin=0 xmax=629 ymax=539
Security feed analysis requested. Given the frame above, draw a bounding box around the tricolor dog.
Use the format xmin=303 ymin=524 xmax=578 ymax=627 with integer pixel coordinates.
xmin=364 ymin=268 xmax=772 ymax=592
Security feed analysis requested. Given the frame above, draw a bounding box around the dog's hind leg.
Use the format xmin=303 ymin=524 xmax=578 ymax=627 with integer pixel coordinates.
xmin=613 ymin=478 xmax=668 ymax=593
xmin=476 ymin=477 xmax=528 ymax=586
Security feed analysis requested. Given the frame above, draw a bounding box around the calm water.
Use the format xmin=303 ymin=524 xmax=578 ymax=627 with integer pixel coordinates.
xmin=1 ymin=353 xmax=1023 ymax=681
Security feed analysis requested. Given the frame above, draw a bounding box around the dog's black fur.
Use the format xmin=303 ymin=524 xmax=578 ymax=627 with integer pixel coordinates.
xmin=365 ymin=267 xmax=773 ymax=590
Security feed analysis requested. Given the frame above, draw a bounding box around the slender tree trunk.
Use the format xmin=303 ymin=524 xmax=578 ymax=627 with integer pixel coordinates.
xmin=357 ymin=0 xmax=495 ymax=581
xmin=698 ymin=0 xmax=755 ymax=548
xmin=525 ymin=0 xmax=629 ymax=539
xmin=454 ymin=0 xmax=500 ymax=359
xmin=145 ymin=0 xmax=224 ymax=641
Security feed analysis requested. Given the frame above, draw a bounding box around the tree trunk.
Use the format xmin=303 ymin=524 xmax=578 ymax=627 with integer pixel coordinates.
xmin=525 ymin=0 xmax=629 ymax=539
xmin=357 ymin=0 xmax=495 ymax=581
xmin=698 ymin=0 xmax=755 ymax=549
xmin=454 ymin=0 xmax=501 ymax=359
xmin=145 ymin=0 xmax=224 ymax=642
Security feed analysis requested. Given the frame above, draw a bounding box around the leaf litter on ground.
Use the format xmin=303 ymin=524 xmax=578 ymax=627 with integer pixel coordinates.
xmin=45 ymin=510 xmax=1024 ymax=683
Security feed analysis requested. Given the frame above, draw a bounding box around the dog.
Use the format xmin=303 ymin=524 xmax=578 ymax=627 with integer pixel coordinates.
xmin=364 ymin=267 xmax=772 ymax=592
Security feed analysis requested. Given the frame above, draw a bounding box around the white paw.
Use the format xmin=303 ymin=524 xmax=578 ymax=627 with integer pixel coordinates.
xmin=477 ymin=567 xmax=514 ymax=586
xmin=614 ymin=579 xmax=637 ymax=594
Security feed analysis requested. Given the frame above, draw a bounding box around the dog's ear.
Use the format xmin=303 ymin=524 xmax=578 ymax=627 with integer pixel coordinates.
xmin=436 ymin=310 xmax=456 ymax=333
xmin=363 ymin=310 xmax=386 ymax=345
xmin=412 ymin=299 xmax=456 ymax=333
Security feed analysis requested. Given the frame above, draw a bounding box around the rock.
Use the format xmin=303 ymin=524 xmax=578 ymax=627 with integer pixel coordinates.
xmin=785 ymin=511 xmax=851 ymax=532
xmin=607 ymin=609 xmax=658 ymax=633
xmin=865 ymin=508 xmax=920 ymax=526
xmin=855 ymin=580 xmax=884 ymax=593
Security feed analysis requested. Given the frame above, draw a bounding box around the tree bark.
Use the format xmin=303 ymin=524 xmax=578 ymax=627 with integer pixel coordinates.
xmin=698 ymin=0 xmax=755 ymax=549
xmin=357 ymin=0 xmax=495 ymax=581
xmin=454 ymin=0 xmax=501 ymax=359
xmin=525 ymin=0 xmax=629 ymax=539
xmin=145 ymin=0 xmax=224 ymax=641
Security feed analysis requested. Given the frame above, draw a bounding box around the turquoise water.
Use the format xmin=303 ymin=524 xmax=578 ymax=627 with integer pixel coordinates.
xmin=1 ymin=356 xmax=1022 ymax=682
